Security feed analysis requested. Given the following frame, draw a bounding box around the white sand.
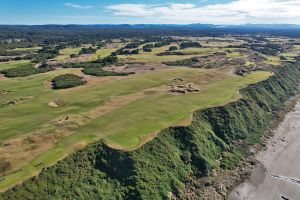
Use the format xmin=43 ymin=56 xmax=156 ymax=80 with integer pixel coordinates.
xmin=228 ymin=100 xmax=300 ymax=200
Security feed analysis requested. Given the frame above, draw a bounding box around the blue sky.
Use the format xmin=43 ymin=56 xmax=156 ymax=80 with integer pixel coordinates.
xmin=1 ymin=0 xmax=300 ymax=25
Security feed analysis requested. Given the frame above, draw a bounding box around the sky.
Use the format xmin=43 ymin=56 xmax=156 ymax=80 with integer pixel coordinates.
xmin=1 ymin=0 xmax=300 ymax=25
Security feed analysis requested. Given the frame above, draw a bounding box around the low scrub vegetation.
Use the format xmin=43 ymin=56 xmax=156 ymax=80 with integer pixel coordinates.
xmin=124 ymin=42 xmax=140 ymax=49
xmin=82 ymin=67 xmax=133 ymax=77
xmin=169 ymin=46 xmax=179 ymax=51
xmin=1 ymin=66 xmax=53 ymax=77
xmin=154 ymin=40 xmax=171 ymax=47
xmin=164 ymin=57 xmax=199 ymax=66
xmin=180 ymin=42 xmax=202 ymax=49
xmin=62 ymin=62 xmax=102 ymax=68
xmin=79 ymin=47 xmax=97 ymax=55
xmin=52 ymin=74 xmax=86 ymax=89
xmin=157 ymin=51 xmax=186 ymax=56
xmin=115 ymin=49 xmax=139 ymax=55
xmin=143 ymin=44 xmax=154 ymax=52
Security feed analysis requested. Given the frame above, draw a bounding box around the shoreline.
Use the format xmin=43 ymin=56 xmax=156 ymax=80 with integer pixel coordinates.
xmin=228 ymin=89 xmax=300 ymax=200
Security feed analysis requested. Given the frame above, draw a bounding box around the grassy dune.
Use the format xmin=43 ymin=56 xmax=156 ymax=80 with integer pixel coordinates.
xmin=0 ymin=66 xmax=272 ymax=191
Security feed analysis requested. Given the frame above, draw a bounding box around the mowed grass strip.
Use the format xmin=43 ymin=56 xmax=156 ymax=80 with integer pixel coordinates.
xmin=0 ymin=60 xmax=33 ymax=70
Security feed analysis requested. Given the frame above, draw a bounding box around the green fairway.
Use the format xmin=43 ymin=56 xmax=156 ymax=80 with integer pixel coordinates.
xmin=0 ymin=66 xmax=272 ymax=191
xmin=55 ymin=47 xmax=82 ymax=61
xmin=0 ymin=60 xmax=33 ymax=70
xmin=88 ymin=48 xmax=118 ymax=61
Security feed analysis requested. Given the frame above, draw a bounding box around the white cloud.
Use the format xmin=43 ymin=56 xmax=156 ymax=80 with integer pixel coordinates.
xmin=106 ymin=4 xmax=154 ymax=17
xmin=58 ymin=15 xmax=94 ymax=19
xmin=170 ymin=4 xmax=195 ymax=9
xmin=106 ymin=0 xmax=300 ymax=24
xmin=64 ymin=3 xmax=93 ymax=9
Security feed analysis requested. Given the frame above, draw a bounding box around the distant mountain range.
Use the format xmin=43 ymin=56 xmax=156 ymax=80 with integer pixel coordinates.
xmin=1 ymin=23 xmax=300 ymax=30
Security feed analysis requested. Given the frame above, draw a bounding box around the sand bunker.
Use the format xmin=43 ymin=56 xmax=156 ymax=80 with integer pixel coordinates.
xmin=169 ymin=83 xmax=199 ymax=94
xmin=168 ymin=77 xmax=200 ymax=94
xmin=0 ymin=74 xmax=6 ymax=81
xmin=48 ymin=99 xmax=63 ymax=108
xmin=48 ymin=101 xmax=59 ymax=108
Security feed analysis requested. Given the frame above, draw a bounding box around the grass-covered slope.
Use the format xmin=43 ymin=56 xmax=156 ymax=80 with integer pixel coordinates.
xmin=1 ymin=64 xmax=300 ymax=200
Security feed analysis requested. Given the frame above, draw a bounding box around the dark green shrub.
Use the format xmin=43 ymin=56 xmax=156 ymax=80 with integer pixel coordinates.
xmin=82 ymin=67 xmax=133 ymax=77
xmin=157 ymin=51 xmax=185 ymax=56
xmin=143 ymin=48 xmax=152 ymax=52
xmin=164 ymin=57 xmax=199 ymax=66
xmin=79 ymin=47 xmax=97 ymax=55
xmin=169 ymin=46 xmax=178 ymax=51
xmin=124 ymin=43 xmax=140 ymax=49
xmin=180 ymin=42 xmax=202 ymax=49
xmin=52 ymin=74 xmax=86 ymax=89
xmin=70 ymin=54 xmax=77 ymax=58
xmin=1 ymin=66 xmax=53 ymax=77
xmin=154 ymin=41 xmax=171 ymax=47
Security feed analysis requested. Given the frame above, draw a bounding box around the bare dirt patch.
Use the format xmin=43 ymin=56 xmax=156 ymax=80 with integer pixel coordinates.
xmin=0 ymin=74 xmax=7 ymax=81
xmin=48 ymin=99 xmax=66 ymax=108
xmin=48 ymin=101 xmax=59 ymax=108
xmin=168 ymin=78 xmax=200 ymax=94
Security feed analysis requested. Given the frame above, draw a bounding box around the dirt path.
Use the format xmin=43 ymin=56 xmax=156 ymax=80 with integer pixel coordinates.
xmin=228 ymin=100 xmax=300 ymax=200
xmin=0 ymin=74 xmax=6 ymax=80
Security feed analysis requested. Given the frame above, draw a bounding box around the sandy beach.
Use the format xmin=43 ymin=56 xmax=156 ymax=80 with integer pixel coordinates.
xmin=228 ymin=99 xmax=300 ymax=200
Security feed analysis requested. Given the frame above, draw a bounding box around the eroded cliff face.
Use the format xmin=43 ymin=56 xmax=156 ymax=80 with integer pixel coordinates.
xmin=2 ymin=64 xmax=300 ymax=200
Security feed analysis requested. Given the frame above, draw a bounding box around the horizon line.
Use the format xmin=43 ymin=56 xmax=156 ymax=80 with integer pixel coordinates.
xmin=1 ymin=23 xmax=300 ymax=26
